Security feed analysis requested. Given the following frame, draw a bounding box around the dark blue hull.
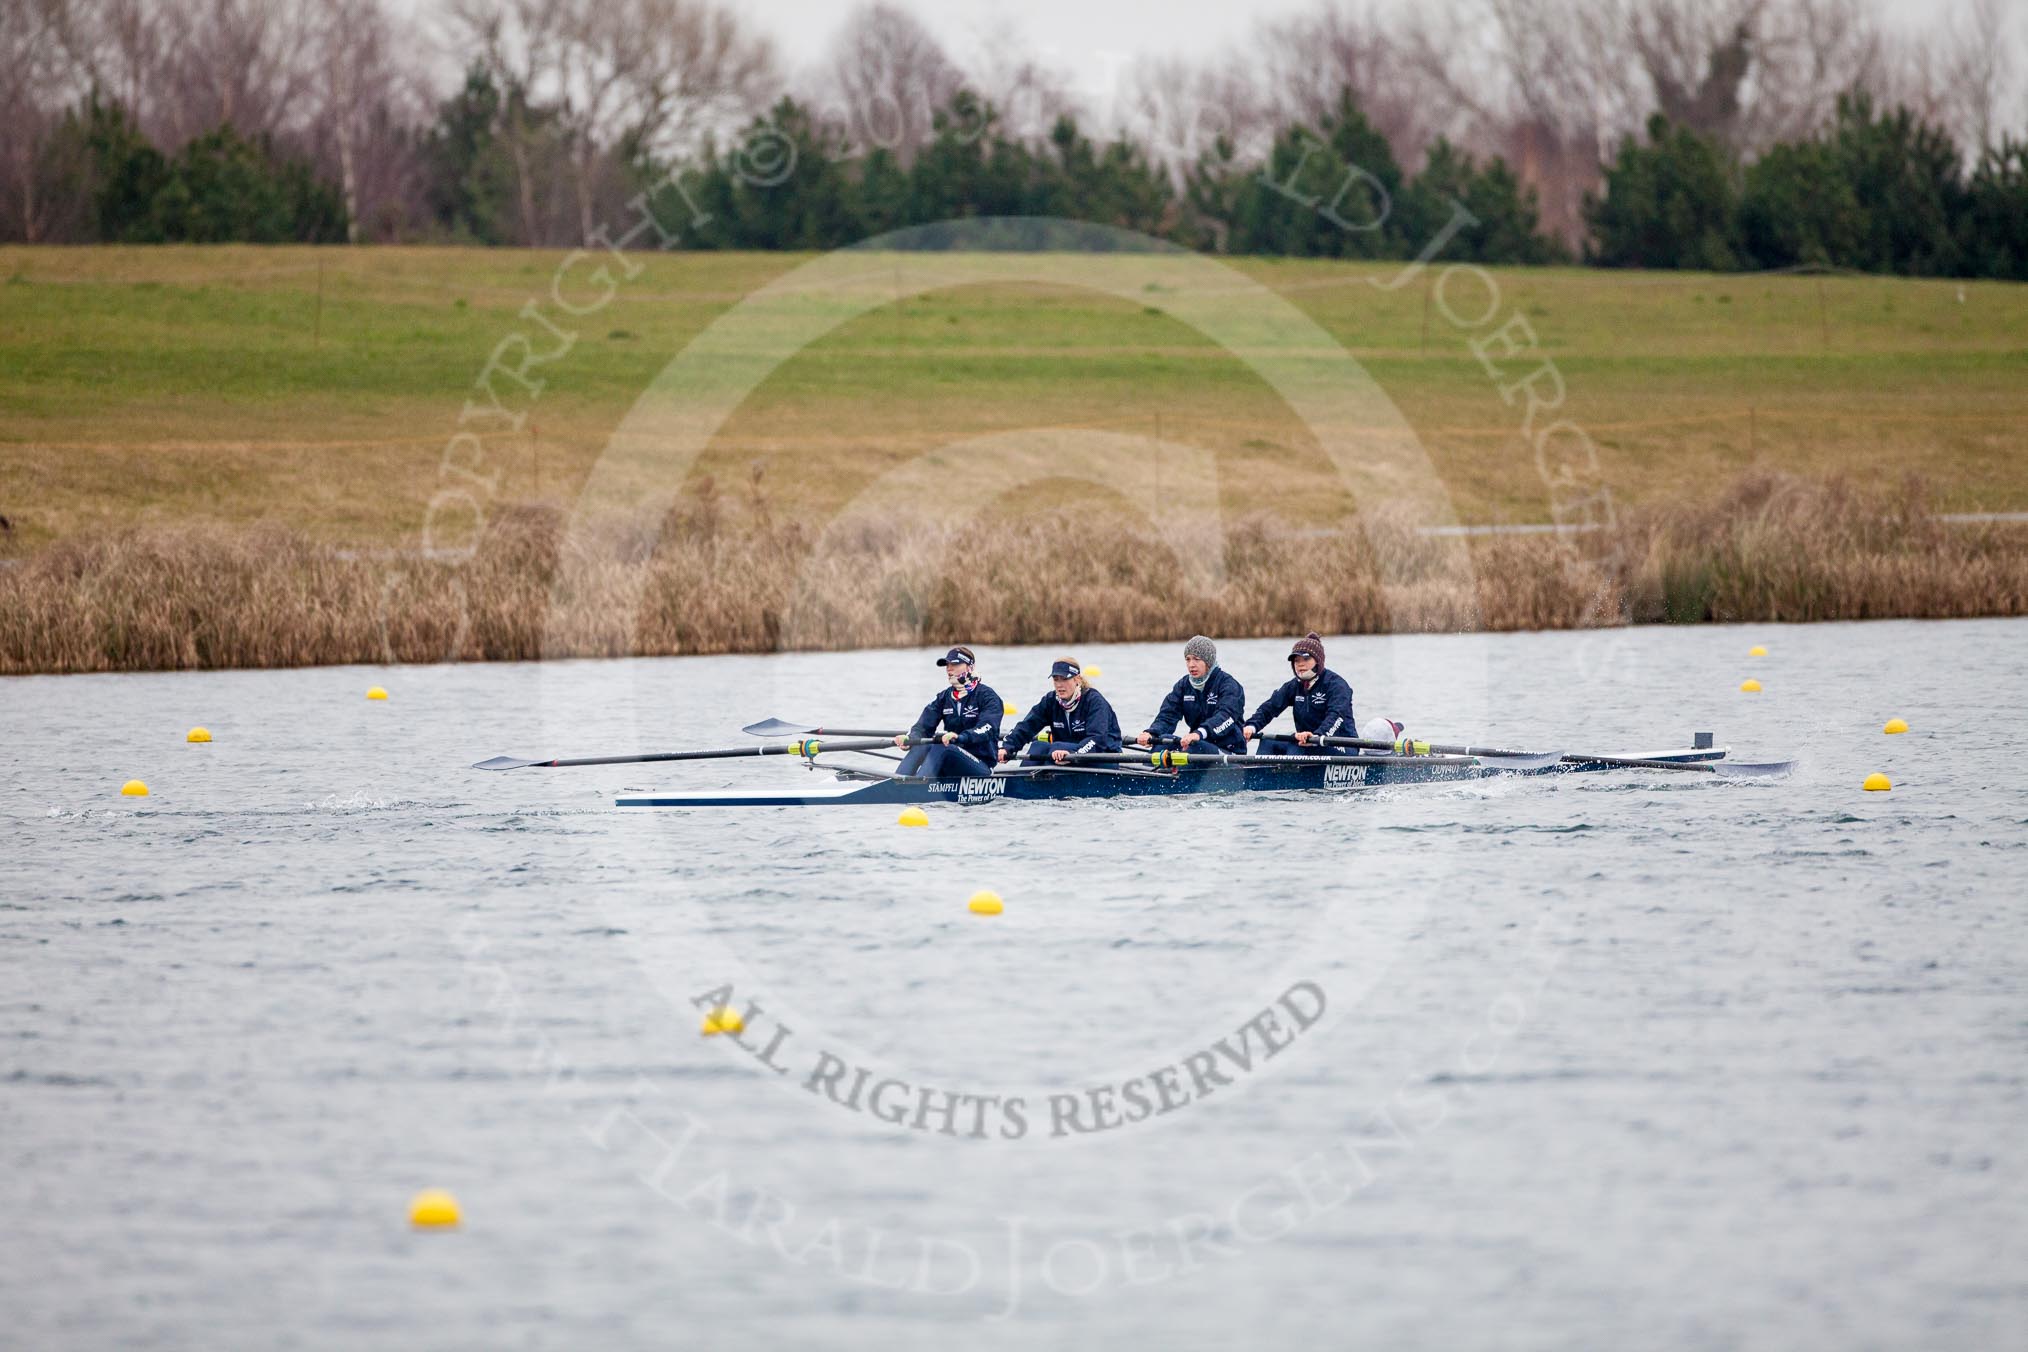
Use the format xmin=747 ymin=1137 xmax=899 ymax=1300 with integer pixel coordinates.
xmin=616 ymin=747 xmax=1726 ymax=808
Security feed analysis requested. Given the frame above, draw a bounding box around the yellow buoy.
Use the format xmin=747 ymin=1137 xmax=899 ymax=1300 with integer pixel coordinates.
xmin=1083 ymin=665 xmax=1101 ymax=680
xmin=408 ymin=1189 xmax=461 ymax=1228
xmin=366 ymin=686 xmax=389 ymax=700
xmin=1739 ymin=679 xmax=1762 ymax=692
xmin=1748 ymin=645 xmax=1767 ymax=656
xmin=120 ymin=779 xmax=149 ymax=797
xmin=1883 ymin=718 xmax=1909 ymax=734
xmin=1863 ymin=772 xmax=1892 ymax=792
xmin=897 ymin=806 xmax=929 ymax=827
xmin=1004 ymin=703 xmax=1019 ymax=716
xmin=186 ymin=727 xmax=211 ymax=743
xmin=968 ymin=889 xmax=1004 ymax=916
xmin=701 ymin=1006 xmax=745 ymax=1036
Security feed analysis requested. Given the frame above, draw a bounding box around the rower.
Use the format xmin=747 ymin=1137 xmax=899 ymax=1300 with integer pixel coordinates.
xmin=1136 ymin=634 xmax=1247 ymax=754
xmin=893 ymin=645 xmax=1002 ymax=778
xmin=1243 ymin=631 xmax=1355 ymax=756
xmin=1000 ymin=657 xmax=1123 ymax=765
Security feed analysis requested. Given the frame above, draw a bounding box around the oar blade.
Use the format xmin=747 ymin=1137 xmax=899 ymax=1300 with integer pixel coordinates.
xmin=740 ymin=718 xmax=812 ymax=737
xmin=1711 ymin=759 xmax=1796 ymax=779
xmin=1475 ymin=750 xmax=1566 ymax=772
xmin=473 ymin=754 xmax=547 ymax=771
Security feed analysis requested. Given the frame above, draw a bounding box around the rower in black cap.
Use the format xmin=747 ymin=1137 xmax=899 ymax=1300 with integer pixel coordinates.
xmin=894 ymin=645 xmax=1003 ymax=778
xmin=1000 ymin=657 xmax=1123 ymax=765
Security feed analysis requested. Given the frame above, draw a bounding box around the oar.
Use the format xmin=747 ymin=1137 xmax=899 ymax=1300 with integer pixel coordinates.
xmin=1565 ymin=753 xmax=1795 ymax=778
xmin=475 ymin=737 xmax=916 ymax=771
xmin=1311 ymin=734 xmax=1791 ymax=778
xmin=1065 ymin=750 xmax=1486 ymax=770
xmin=741 ymin=717 xmax=905 ymax=738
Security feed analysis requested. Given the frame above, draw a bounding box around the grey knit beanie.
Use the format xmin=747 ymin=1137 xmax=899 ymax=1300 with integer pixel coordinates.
xmin=1183 ymin=634 xmax=1217 ymax=666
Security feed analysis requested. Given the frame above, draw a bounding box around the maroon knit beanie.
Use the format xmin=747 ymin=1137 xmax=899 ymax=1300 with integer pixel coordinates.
xmin=1287 ymin=632 xmax=1325 ymax=668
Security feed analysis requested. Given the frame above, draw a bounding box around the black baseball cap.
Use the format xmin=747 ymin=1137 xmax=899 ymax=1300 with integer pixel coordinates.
xmin=936 ymin=646 xmax=976 ymax=666
xmin=1049 ymin=659 xmax=1081 ymax=678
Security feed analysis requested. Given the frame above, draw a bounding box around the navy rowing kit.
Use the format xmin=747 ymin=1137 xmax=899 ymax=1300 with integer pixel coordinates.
xmin=898 ymin=680 xmax=1002 ymax=778
xmin=1246 ymin=668 xmax=1355 ymax=756
xmin=1003 ymin=687 xmax=1124 ymax=764
xmin=1143 ymin=667 xmax=1248 ymax=753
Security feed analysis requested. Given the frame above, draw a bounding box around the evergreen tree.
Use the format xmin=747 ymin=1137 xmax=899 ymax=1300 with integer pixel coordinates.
xmin=1737 ymin=138 xmax=1864 ymax=268
xmin=1963 ymin=139 xmax=2028 ymax=281
xmin=1585 ymin=115 xmax=1739 ymax=270
xmin=1403 ymin=138 xmax=1567 ymax=265
xmin=423 ymin=66 xmax=514 ymax=244
xmin=1828 ymin=93 xmax=1965 ymax=276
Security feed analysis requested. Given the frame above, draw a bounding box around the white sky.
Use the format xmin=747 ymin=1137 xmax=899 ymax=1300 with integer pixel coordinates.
xmin=399 ymin=0 xmax=2023 ymax=135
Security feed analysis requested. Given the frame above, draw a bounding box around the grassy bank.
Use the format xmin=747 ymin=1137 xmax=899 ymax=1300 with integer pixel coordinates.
xmin=4 ymin=472 xmax=2023 ymax=675
xmin=2 ymin=247 xmax=2023 ymax=672
xmin=3 ymin=247 xmax=2026 ymax=554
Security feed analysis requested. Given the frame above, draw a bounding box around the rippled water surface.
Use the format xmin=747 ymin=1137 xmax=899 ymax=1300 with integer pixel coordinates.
xmin=4 ymin=619 xmax=2024 ymax=1349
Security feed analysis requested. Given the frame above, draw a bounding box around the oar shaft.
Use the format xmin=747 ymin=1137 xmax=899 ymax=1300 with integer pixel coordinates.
xmin=1558 ymin=754 xmax=1716 ymax=772
xmin=1314 ymin=733 xmax=1527 ymax=757
xmin=1068 ymin=750 xmax=1476 ymax=769
xmin=516 ymin=737 xmax=917 ymax=769
xmin=1314 ymin=734 xmax=1725 ymax=773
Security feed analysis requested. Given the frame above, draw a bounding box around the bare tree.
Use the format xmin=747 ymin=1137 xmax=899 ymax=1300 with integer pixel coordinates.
xmin=308 ymin=0 xmax=429 ymax=241
xmin=1255 ymin=1 xmax=1464 ymax=169
xmin=446 ymin=0 xmax=775 ymax=244
xmin=1743 ymin=0 xmax=1885 ymax=145
xmin=443 ymin=0 xmax=570 ymax=243
xmin=0 ymin=0 xmax=67 ymax=240
xmin=1118 ymin=55 xmax=1268 ymax=186
xmin=1924 ymin=0 xmax=2013 ymax=156
xmin=148 ymin=0 xmax=319 ymax=146
xmin=964 ymin=26 xmax=1080 ymax=146
xmin=553 ymin=0 xmax=775 ymax=238
xmin=823 ymin=3 xmax=961 ymax=163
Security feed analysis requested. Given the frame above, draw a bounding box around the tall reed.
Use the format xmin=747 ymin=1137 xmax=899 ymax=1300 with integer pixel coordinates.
xmin=3 ymin=473 xmax=2022 ymax=675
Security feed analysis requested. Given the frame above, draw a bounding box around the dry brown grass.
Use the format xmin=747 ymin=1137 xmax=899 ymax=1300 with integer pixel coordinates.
xmin=3 ymin=472 xmax=2022 ymax=675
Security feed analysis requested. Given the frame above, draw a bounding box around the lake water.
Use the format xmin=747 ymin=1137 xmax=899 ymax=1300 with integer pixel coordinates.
xmin=3 ymin=619 xmax=2024 ymax=1349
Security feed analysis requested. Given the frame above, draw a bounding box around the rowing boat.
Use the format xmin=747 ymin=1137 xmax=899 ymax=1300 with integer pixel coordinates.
xmin=614 ymin=741 xmax=1734 ymax=808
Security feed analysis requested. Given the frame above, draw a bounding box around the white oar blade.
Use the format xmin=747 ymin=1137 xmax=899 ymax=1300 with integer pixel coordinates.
xmin=1712 ymin=759 xmax=1795 ymax=779
xmin=741 ymin=718 xmax=812 ymax=737
xmin=474 ymin=754 xmax=544 ymax=771
xmin=1477 ymin=751 xmax=1565 ymax=772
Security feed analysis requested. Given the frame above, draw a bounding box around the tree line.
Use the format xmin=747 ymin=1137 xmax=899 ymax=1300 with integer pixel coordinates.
xmin=2 ymin=0 xmax=2023 ymax=276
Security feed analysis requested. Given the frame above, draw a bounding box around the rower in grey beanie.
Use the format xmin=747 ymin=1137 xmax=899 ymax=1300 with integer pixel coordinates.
xmin=1183 ymin=634 xmax=1217 ymax=668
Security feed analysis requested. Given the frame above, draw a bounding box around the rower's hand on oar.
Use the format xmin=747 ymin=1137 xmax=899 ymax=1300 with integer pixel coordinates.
xmin=996 ymin=747 xmax=1009 ymax=764
xmin=1294 ymin=731 xmax=1315 ymax=745
xmin=1135 ymin=731 xmax=1153 ymax=748
xmin=891 ymin=733 xmax=909 ymax=749
xmin=1242 ymin=725 xmax=1256 ymax=741
xmin=1177 ymin=731 xmax=1199 ymax=749
xmin=940 ymin=732 xmax=957 ymax=746
xmin=1051 ymin=749 xmax=1072 ymax=765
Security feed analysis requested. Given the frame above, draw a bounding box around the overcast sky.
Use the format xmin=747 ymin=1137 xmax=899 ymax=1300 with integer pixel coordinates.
xmin=741 ymin=0 xmax=2001 ymax=77
xmin=399 ymin=0 xmax=2023 ymax=132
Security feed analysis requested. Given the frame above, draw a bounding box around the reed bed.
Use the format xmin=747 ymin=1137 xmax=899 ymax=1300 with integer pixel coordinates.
xmin=3 ymin=473 xmax=2023 ymax=675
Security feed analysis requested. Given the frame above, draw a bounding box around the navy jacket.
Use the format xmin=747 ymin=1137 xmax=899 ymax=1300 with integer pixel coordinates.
xmin=908 ymin=680 xmax=1003 ymax=757
xmin=1144 ymin=668 xmax=1248 ymax=752
xmin=1247 ymin=668 xmax=1355 ymax=740
xmin=1003 ymin=686 xmax=1123 ymax=757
